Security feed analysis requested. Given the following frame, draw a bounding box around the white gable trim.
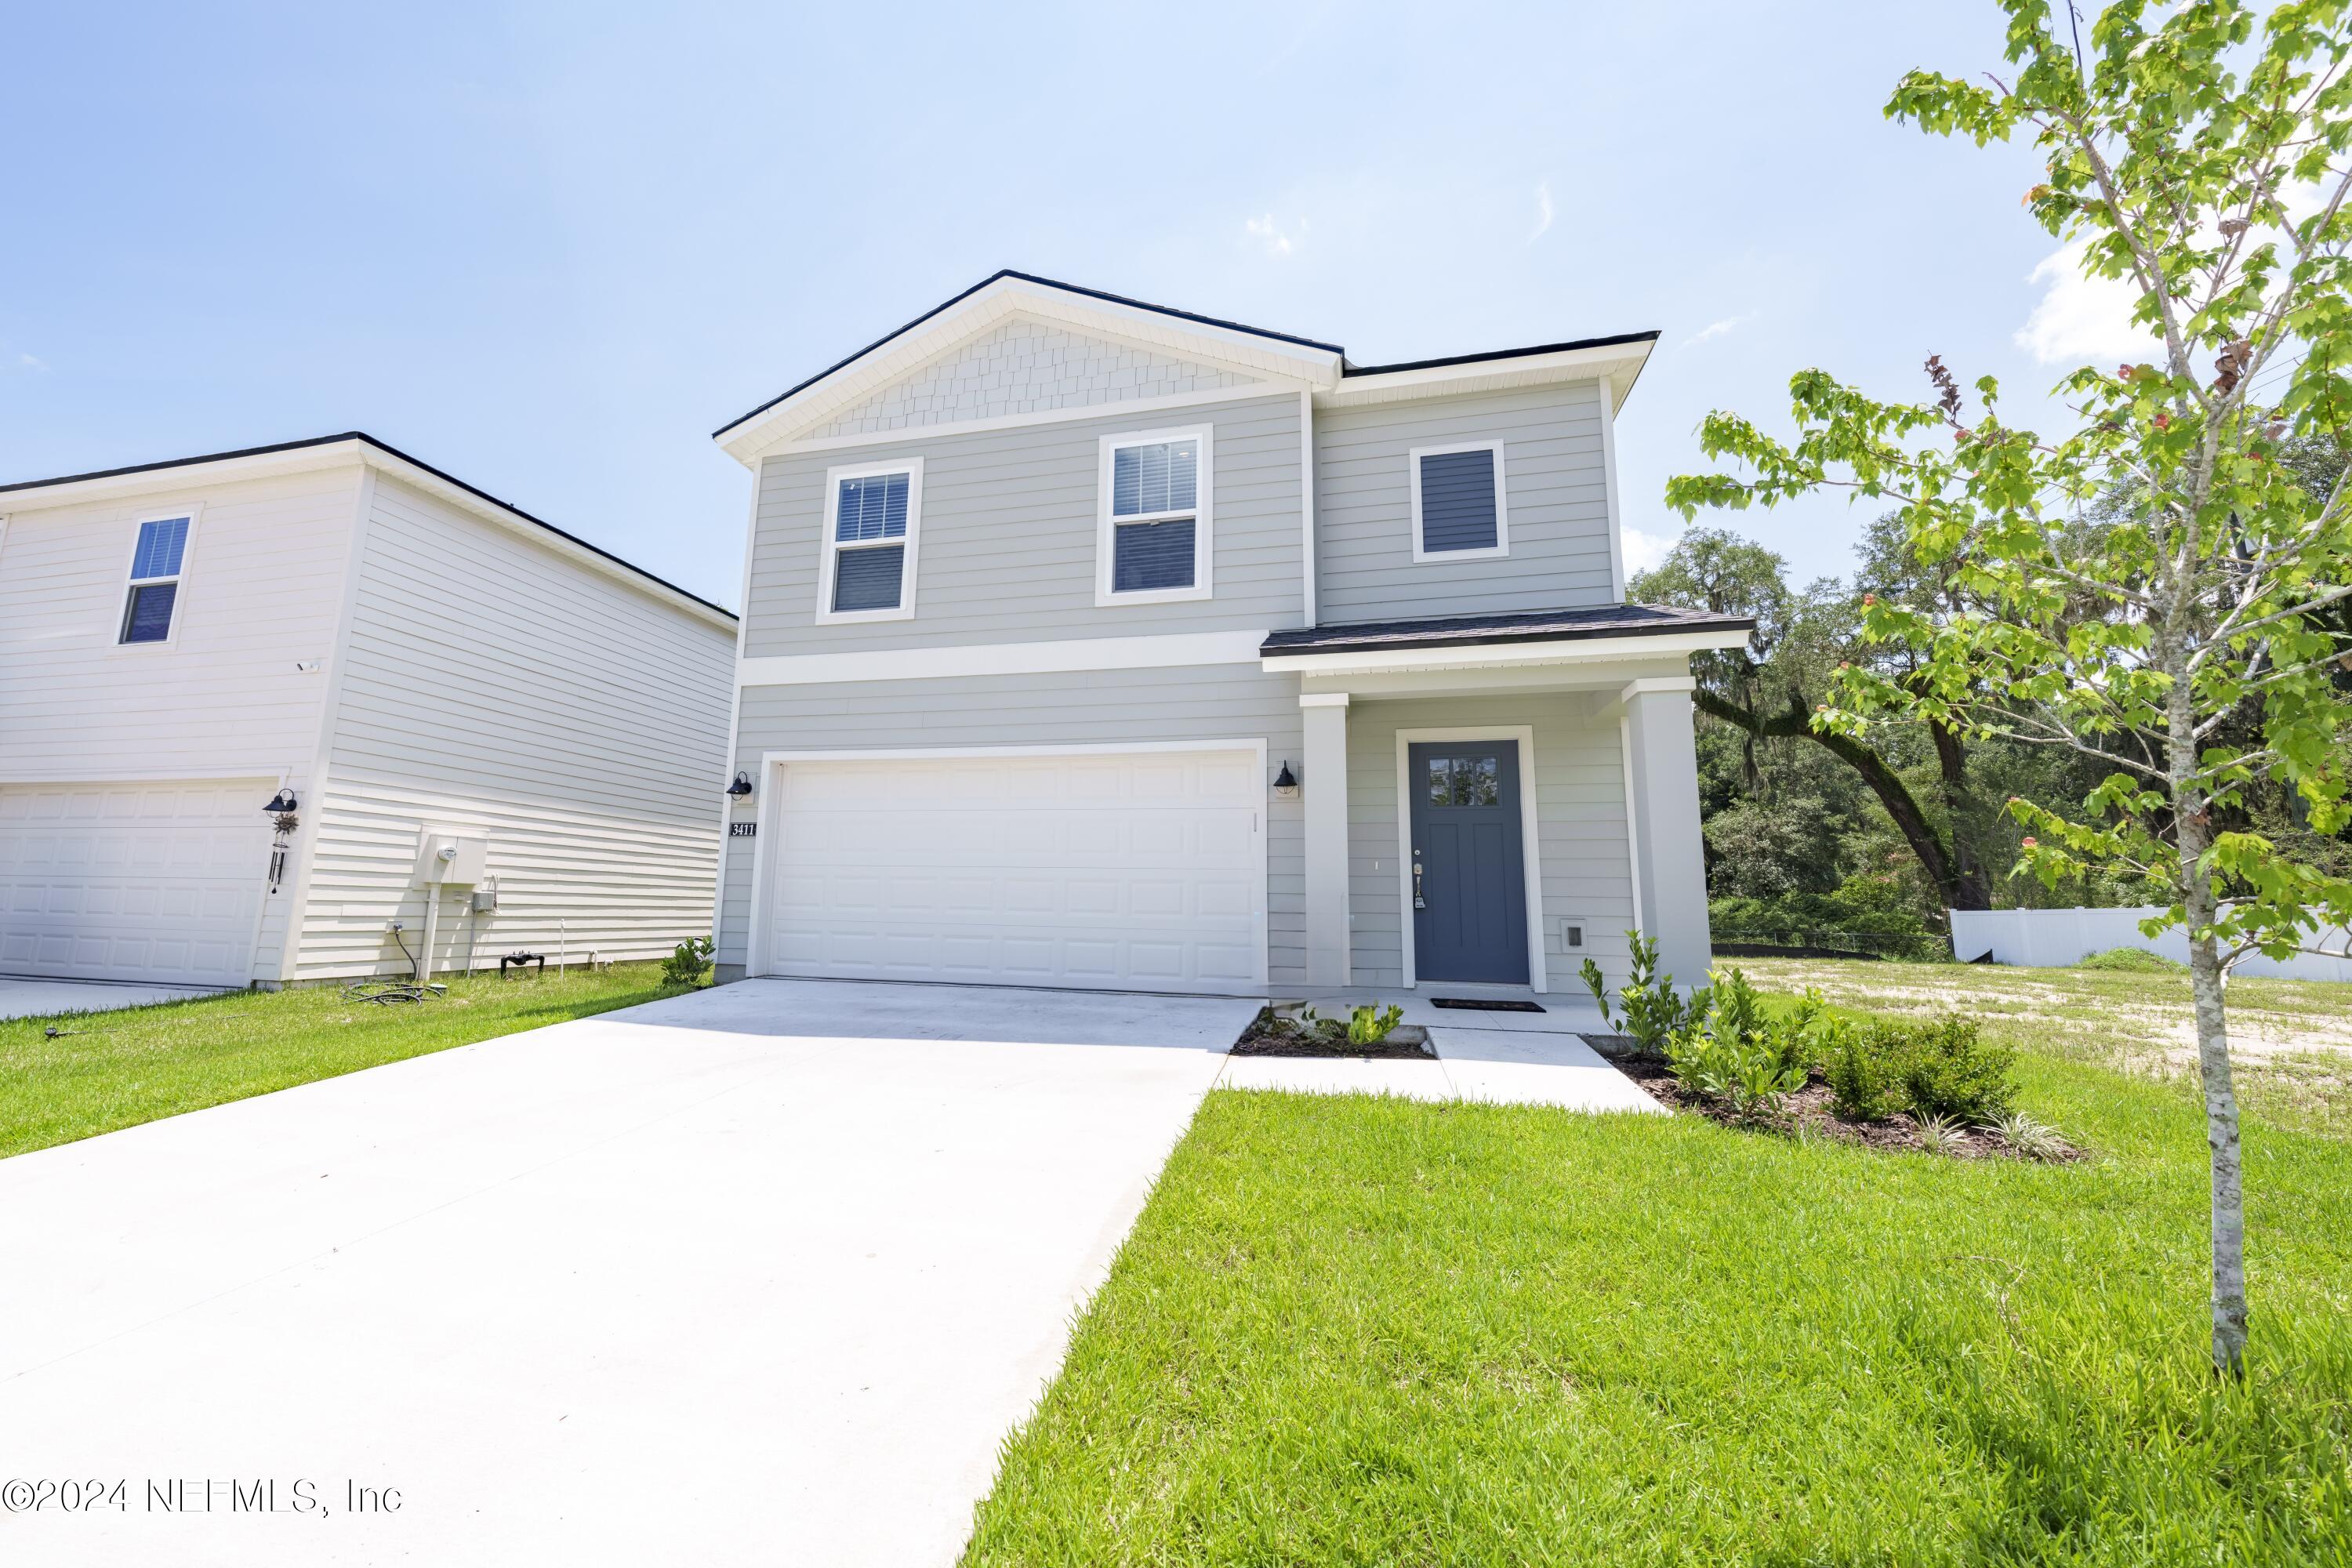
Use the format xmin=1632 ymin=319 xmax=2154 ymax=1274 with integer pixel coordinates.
xmin=717 ymin=274 xmax=1344 ymax=465
xmin=771 ymin=380 xmax=1296 ymax=456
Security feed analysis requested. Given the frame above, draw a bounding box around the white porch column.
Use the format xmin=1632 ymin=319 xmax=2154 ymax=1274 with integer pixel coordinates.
xmin=1299 ymin=692 xmax=1352 ymax=988
xmin=1621 ymin=677 xmax=1713 ymax=985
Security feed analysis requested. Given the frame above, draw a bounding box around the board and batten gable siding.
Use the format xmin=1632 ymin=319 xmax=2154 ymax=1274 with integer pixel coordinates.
xmin=0 ymin=466 xmax=362 ymax=982
xmin=1345 ymin=691 xmax=1639 ymax=991
xmin=719 ymin=663 xmax=1306 ymax=985
xmin=1316 ymin=381 xmax=1617 ymax=624
xmin=0 ymin=467 xmax=359 ymax=784
xmin=296 ymin=474 xmax=733 ymax=979
xmin=743 ymin=391 xmax=1305 ymax=657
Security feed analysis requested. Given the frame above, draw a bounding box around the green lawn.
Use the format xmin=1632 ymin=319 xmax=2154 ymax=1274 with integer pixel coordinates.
xmin=0 ymin=963 xmax=696 ymax=1159
xmin=965 ymin=963 xmax=2352 ymax=1566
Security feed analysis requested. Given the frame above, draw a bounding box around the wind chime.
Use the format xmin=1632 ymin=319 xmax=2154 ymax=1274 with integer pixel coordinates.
xmin=263 ymin=787 xmax=299 ymax=891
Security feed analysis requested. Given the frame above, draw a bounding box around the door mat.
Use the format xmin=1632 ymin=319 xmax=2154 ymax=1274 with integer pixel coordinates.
xmin=1430 ymin=998 xmax=1545 ymax=1013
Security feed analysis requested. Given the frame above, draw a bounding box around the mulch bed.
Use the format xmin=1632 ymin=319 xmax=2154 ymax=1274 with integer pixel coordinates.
xmin=1619 ymin=1066 xmax=2076 ymax=1161
xmin=1231 ymin=1014 xmax=1436 ymax=1060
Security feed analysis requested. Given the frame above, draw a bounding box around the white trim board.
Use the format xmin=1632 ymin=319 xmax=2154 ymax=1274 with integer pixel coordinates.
xmin=1392 ymin=725 xmax=1548 ymax=993
xmin=742 ymin=738 xmax=1272 ymax=993
xmin=1261 ymin=626 xmax=1752 ymax=677
xmin=771 ymin=380 xmax=1298 ymax=456
xmin=736 ymin=628 xmax=1268 ymax=687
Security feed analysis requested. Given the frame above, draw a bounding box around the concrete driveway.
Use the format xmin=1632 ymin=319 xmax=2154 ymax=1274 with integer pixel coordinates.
xmin=0 ymin=978 xmax=1250 ymax=1566
xmin=0 ymin=975 xmax=225 ymax=1020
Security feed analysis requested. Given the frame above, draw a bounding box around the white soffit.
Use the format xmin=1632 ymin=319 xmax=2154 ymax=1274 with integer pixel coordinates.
xmin=717 ymin=275 xmax=1345 ymax=465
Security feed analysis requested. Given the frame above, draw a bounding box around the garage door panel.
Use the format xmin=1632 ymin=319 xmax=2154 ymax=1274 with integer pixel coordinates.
xmin=0 ymin=780 xmax=268 ymax=985
xmin=764 ymin=749 xmax=1265 ymax=994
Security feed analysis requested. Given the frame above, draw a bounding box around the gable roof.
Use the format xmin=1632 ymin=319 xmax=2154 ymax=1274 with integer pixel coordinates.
xmin=0 ymin=432 xmax=735 ymax=627
xmin=712 ymin=270 xmax=1660 ymax=464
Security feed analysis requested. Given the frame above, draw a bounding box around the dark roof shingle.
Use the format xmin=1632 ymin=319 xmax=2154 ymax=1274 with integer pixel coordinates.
xmin=1260 ymin=604 xmax=1753 ymax=658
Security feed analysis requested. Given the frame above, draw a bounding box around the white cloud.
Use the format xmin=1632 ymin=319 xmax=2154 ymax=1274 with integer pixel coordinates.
xmin=17 ymin=352 xmax=45 ymax=372
xmin=1244 ymin=213 xmax=1305 ymax=258
xmin=2016 ymin=238 xmax=2158 ymax=365
xmin=1679 ymin=314 xmax=1751 ymax=349
xmin=1622 ymin=524 xmax=1678 ymax=576
xmin=1528 ymin=180 xmax=1554 ymax=244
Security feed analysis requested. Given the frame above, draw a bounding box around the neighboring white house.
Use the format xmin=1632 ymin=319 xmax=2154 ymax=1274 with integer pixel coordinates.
xmin=708 ymin=272 xmax=1752 ymax=999
xmin=0 ymin=433 xmax=738 ymax=989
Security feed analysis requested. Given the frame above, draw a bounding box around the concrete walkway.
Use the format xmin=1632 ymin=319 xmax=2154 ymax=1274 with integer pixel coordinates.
xmin=0 ymin=975 xmax=226 ymax=1021
xmin=1220 ymin=998 xmax=1664 ymax=1113
xmin=0 ymin=978 xmax=1249 ymax=1567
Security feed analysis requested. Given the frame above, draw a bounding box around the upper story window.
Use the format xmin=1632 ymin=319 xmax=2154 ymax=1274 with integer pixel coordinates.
xmin=118 ymin=511 xmax=196 ymax=644
xmin=1409 ymin=441 xmax=1508 ymax=563
xmin=816 ymin=459 xmax=922 ymax=623
xmin=1097 ymin=426 xmax=1213 ymax=605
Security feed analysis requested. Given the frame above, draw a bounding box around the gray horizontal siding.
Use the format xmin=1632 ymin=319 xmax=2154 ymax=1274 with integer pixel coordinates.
xmin=744 ymin=392 xmax=1304 ymax=656
xmin=1345 ymin=692 xmax=1637 ymax=993
xmin=1316 ymin=382 xmax=1617 ymax=623
xmin=720 ymin=662 xmax=1305 ymax=987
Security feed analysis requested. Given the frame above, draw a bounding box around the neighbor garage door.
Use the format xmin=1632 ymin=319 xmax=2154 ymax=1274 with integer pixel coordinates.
xmin=0 ymin=779 xmax=271 ymax=986
xmin=763 ymin=748 xmax=1265 ymax=993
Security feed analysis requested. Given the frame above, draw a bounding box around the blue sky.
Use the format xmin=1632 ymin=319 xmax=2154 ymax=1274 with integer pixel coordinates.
xmin=1 ymin=2 xmax=2150 ymax=610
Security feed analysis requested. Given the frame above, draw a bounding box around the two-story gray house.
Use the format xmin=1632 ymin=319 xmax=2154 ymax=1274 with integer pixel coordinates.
xmin=708 ymin=272 xmax=1749 ymax=1000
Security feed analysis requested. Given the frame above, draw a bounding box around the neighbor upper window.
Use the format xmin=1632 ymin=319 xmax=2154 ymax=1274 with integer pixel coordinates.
xmin=1098 ymin=427 xmax=1212 ymax=604
xmin=118 ymin=513 xmax=194 ymax=644
xmin=817 ymin=459 xmax=922 ymax=623
xmin=1409 ymin=441 xmax=1508 ymax=562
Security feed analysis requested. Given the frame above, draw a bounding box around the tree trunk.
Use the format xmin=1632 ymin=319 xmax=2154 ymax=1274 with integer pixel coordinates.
xmin=2171 ymin=720 xmax=2249 ymax=1377
xmin=1929 ymin=719 xmax=1994 ymax=911
xmin=1694 ymin=690 xmax=1968 ymax=911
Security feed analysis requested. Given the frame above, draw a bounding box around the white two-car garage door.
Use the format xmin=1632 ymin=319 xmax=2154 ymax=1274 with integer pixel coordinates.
xmin=762 ymin=747 xmax=1265 ymax=993
xmin=0 ymin=779 xmax=271 ymax=987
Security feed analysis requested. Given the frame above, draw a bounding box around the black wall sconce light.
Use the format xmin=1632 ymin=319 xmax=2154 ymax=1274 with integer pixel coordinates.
xmin=726 ymin=771 xmax=756 ymax=803
xmin=1272 ymin=761 xmax=1299 ymax=800
xmin=263 ymin=787 xmax=298 ymax=815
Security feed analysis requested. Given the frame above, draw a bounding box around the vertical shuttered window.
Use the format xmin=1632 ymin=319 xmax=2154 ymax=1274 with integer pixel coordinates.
xmin=1411 ymin=445 xmax=1506 ymax=559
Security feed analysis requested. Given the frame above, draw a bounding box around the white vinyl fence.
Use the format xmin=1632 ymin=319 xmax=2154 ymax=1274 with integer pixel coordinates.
xmin=1950 ymin=906 xmax=2352 ymax=983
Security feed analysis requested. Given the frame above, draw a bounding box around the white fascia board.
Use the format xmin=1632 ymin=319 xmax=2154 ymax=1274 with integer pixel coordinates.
xmin=1319 ymin=339 xmax=1654 ymax=410
xmin=0 ymin=439 xmax=371 ymax=512
xmin=737 ymin=628 xmax=1269 ymax=687
xmin=717 ymin=275 xmax=1343 ymax=465
xmin=1261 ymin=626 xmax=1751 ymax=677
xmin=356 ymin=451 xmax=738 ymax=633
xmin=0 ymin=437 xmax=735 ymax=634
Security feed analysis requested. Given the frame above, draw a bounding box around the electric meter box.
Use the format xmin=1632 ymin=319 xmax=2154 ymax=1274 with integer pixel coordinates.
xmin=412 ymin=830 xmax=490 ymax=887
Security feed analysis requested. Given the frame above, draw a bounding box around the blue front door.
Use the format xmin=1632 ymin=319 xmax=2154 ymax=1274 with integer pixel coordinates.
xmin=1408 ymin=740 xmax=1530 ymax=985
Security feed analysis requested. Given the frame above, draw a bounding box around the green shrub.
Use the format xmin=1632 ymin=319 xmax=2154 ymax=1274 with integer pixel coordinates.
xmin=1665 ymin=966 xmax=1806 ymax=1123
xmin=1824 ymin=1014 xmax=2016 ymax=1123
xmin=1347 ymin=1004 xmax=1403 ymax=1045
xmin=2077 ymin=945 xmax=2185 ymax=973
xmin=660 ymin=935 xmax=715 ymax=985
xmin=1581 ymin=931 xmax=1709 ymax=1058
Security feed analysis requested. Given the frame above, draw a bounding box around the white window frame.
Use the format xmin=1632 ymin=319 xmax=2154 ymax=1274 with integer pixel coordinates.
xmin=1408 ymin=440 xmax=1508 ymax=564
xmin=113 ymin=503 xmax=204 ymax=652
xmin=1096 ymin=424 xmax=1213 ymax=607
xmin=815 ymin=457 xmax=923 ymax=625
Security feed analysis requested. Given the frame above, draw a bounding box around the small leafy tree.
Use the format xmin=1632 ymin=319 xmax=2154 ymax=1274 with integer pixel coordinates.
xmin=1668 ymin=0 xmax=2352 ymax=1374
xmin=1581 ymin=931 xmax=1710 ymax=1056
xmin=661 ymin=935 xmax=715 ymax=986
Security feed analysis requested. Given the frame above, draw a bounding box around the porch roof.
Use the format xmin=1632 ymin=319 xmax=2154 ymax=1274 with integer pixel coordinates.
xmin=1259 ymin=604 xmax=1753 ymax=659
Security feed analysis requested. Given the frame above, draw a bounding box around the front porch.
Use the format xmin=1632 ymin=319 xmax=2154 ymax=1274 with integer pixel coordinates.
xmin=1261 ymin=604 xmax=1746 ymax=998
